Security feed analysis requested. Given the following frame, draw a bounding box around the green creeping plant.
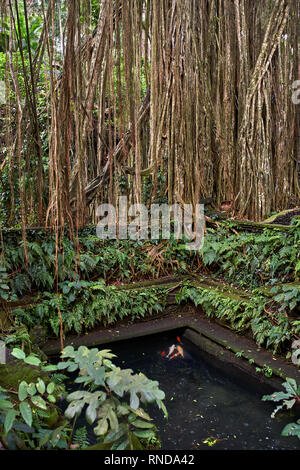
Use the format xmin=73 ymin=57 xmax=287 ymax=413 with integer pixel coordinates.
xmin=262 ymin=378 xmax=300 ymax=440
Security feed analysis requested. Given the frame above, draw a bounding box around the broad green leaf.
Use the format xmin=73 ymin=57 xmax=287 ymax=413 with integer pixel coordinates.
xmin=157 ymin=399 xmax=168 ymax=419
xmin=104 ymin=425 xmax=127 ymax=444
xmin=111 ymin=437 xmax=129 ymax=450
xmin=108 ymin=408 xmax=119 ymax=431
xmin=38 ymin=432 xmax=51 ymax=448
xmin=74 ymin=376 xmax=93 ymax=385
xmin=18 ymin=381 xmax=28 ymax=401
xmin=281 ymin=422 xmax=300 ymax=437
xmin=128 ymin=432 xmax=144 ymax=450
xmin=36 ymin=379 xmax=46 ymax=395
xmin=133 ymin=429 xmax=156 ymax=439
xmin=61 ymin=346 xmax=75 ymax=358
xmin=11 ymin=348 xmax=26 ymax=360
xmin=132 ymin=419 xmax=154 ymax=429
xmin=117 ymin=404 xmax=130 ymax=416
xmin=0 ymin=399 xmax=14 ymax=409
xmin=64 ymin=400 xmax=85 ymax=419
xmin=24 ymin=356 xmax=41 ymax=366
xmin=262 ymin=392 xmax=291 ymax=402
xmin=94 ymin=417 xmax=108 ymax=436
xmin=131 ymin=407 xmax=152 ymax=421
xmin=27 ymin=383 xmax=37 ymax=396
xmin=130 ymin=392 xmax=139 ymax=410
xmin=42 ymin=365 xmax=58 ymax=372
xmin=67 ymin=363 xmax=79 ymax=372
xmin=36 ymin=408 xmax=49 ymax=417
xmin=57 ymin=361 xmax=74 ymax=370
xmin=86 ymin=402 xmax=97 ymax=425
xmin=19 ymin=401 xmax=32 ymax=427
xmin=4 ymin=409 xmax=18 ymax=435
xmin=46 ymin=382 xmax=55 ymax=395
xmin=91 ymin=367 xmax=105 ymax=386
xmin=67 ymin=390 xmax=91 ymax=401
xmin=284 ymin=378 xmax=297 ymax=394
xmin=0 ymin=284 xmax=9 ymax=290
xmin=31 ymin=395 xmax=47 ymax=410
xmin=12 ymin=421 xmax=33 ymax=433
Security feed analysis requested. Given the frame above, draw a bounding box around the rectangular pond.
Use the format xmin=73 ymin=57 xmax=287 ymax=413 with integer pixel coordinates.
xmin=59 ymin=328 xmax=300 ymax=450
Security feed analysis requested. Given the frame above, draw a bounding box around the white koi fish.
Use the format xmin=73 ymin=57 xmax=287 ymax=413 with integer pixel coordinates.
xmin=166 ymin=344 xmax=176 ymax=358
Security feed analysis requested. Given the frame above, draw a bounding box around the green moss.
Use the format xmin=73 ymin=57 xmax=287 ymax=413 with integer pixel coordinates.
xmin=263 ymin=209 xmax=296 ymax=224
xmin=0 ymin=359 xmax=49 ymax=391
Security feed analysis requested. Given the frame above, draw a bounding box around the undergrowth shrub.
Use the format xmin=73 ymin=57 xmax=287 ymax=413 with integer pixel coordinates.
xmin=200 ymin=222 xmax=300 ymax=288
xmin=1 ymin=222 xmax=299 ymax=298
xmin=12 ymin=282 xmax=168 ymax=336
xmin=176 ymin=284 xmax=298 ymax=354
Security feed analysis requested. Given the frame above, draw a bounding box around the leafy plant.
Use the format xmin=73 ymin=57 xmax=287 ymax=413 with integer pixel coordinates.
xmin=4 ymin=325 xmax=32 ymax=352
xmin=176 ymin=283 xmax=298 ymax=354
xmin=71 ymin=426 xmax=89 ymax=450
xmin=255 ymin=364 xmax=273 ymax=378
xmin=199 ymin=224 xmax=300 ymax=288
xmin=281 ymin=420 xmax=300 ymax=440
xmin=0 ymin=348 xmax=69 ymax=450
xmin=2 ymin=224 xmax=300 ymax=359
xmin=270 ymin=285 xmax=300 ymax=313
xmin=262 ymin=378 xmax=300 ymax=441
xmin=262 ymin=378 xmax=300 ymax=418
xmin=0 ymin=265 xmax=15 ymax=301
xmin=58 ymin=345 xmax=167 ymax=450
xmin=13 ymin=283 xmax=168 ymax=337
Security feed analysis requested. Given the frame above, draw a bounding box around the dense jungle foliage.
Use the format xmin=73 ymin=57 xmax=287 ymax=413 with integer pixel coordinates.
xmin=0 ymin=0 xmax=299 ymax=453
xmin=0 ymin=221 xmax=299 ymax=357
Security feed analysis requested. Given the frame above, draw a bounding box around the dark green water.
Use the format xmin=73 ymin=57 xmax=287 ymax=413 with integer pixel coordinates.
xmin=60 ymin=329 xmax=300 ymax=450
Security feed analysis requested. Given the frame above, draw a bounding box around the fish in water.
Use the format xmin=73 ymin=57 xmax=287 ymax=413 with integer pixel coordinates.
xmin=167 ymin=344 xmax=184 ymax=360
xmin=169 ymin=352 xmax=180 ymax=360
xmin=169 ymin=345 xmax=184 ymax=360
xmin=166 ymin=344 xmax=176 ymax=358
xmin=161 ymin=338 xmax=184 ymax=360
xmin=177 ymin=336 xmax=183 ymax=344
